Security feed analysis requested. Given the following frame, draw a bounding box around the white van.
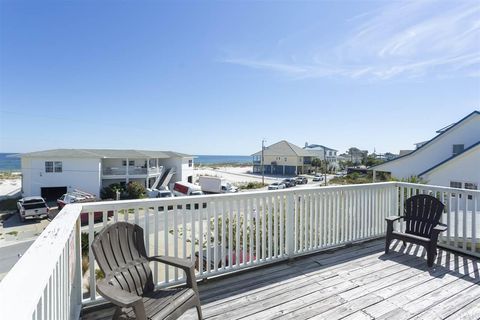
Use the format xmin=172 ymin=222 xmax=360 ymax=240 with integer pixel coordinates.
xmin=172 ymin=182 xmax=204 ymax=197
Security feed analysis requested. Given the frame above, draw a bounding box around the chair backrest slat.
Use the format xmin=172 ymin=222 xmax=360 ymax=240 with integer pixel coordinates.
xmin=92 ymin=222 xmax=154 ymax=296
xmin=404 ymin=194 xmax=444 ymax=238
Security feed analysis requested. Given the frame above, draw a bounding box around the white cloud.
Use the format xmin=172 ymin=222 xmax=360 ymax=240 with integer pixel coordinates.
xmin=222 ymin=1 xmax=480 ymax=80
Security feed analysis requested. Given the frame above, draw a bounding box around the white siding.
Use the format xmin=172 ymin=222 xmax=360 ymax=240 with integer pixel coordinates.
xmin=422 ymin=147 xmax=480 ymax=188
xmin=159 ymin=157 xmax=194 ymax=183
xmin=21 ymin=157 xmax=101 ymax=197
xmin=374 ymin=113 xmax=480 ymax=179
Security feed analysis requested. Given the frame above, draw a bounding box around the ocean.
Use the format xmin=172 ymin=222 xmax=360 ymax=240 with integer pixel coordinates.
xmin=194 ymin=155 xmax=251 ymax=165
xmin=0 ymin=153 xmax=21 ymax=172
xmin=0 ymin=153 xmax=251 ymax=171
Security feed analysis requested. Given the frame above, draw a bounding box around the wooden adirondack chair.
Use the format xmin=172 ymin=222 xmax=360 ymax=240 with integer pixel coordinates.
xmin=385 ymin=194 xmax=447 ymax=267
xmin=91 ymin=222 xmax=203 ymax=320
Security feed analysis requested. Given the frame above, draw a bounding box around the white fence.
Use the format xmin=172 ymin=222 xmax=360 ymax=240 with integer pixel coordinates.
xmin=0 ymin=182 xmax=478 ymax=319
xmin=80 ymin=182 xmax=397 ymax=304
xmin=0 ymin=204 xmax=84 ymax=320
xmin=395 ymin=182 xmax=479 ymax=257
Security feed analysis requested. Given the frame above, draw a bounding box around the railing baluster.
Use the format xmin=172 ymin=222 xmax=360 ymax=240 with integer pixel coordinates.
xmin=235 ymin=199 xmax=240 ymax=267
xmin=463 ymin=191 xmax=468 ymax=250
xmin=255 ymin=197 xmax=260 ymax=262
xmin=88 ymin=211 xmax=95 ymax=301
xmin=279 ymin=195 xmax=284 ymax=256
xmin=473 ymin=194 xmax=477 ymax=254
xmin=153 ymin=205 xmax=159 ymax=284
xmin=273 ymin=195 xmax=278 ymax=258
xmin=267 ymin=195 xmax=272 ymax=259
xmin=242 ymin=198 xmax=247 ymax=264
xmin=206 ymin=199 xmax=211 ymax=274
xmin=174 ymin=204 xmax=179 ymax=279
xmin=164 ymin=204 xmax=169 ymax=283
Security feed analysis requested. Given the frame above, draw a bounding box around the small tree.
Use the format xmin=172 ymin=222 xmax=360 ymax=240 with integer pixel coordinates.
xmin=125 ymin=181 xmax=146 ymax=199
xmin=311 ymin=158 xmax=322 ymax=174
xmin=100 ymin=183 xmax=124 ymax=200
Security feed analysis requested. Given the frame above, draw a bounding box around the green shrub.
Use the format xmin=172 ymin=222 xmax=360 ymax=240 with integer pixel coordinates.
xmin=125 ymin=181 xmax=146 ymax=199
xmin=239 ymin=182 xmax=266 ymax=190
xmin=100 ymin=183 xmax=124 ymax=200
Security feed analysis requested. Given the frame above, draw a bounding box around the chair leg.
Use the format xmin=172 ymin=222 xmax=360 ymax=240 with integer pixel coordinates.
xmin=427 ymin=246 xmax=436 ymax=267
xmin=196 ymin=304 xmax=203 ymax=320
xmin=385 ymin=237 xmax=392 ymax=254
xmin=113 ymin=307 xmax=122 ymax=320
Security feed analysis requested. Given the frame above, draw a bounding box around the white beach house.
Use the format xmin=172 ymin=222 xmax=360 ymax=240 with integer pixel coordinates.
xmin=371 ymin=111 xmax=480 ymax=190
xmin=20 ymin=149 xmax=194 ymax=200
xmin=303 ymin=143 xmax=339 ymax=171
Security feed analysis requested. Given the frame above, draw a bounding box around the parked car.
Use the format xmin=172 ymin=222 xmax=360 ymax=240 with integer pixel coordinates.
xmin=295 ymin=176 xmax=308 ymax=185
xmin=17 ymin=196 xmax=49 ymax=222
xmin=312 ymin=175 xmax=323 ymax=182
xmin=282 ymin=178 xmax=296 ymax=188
xmin=268 ymin=182 xmax=286 ymax=190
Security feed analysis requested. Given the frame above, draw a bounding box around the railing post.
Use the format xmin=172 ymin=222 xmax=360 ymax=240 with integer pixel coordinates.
xmin=285 ymin=191 xmax=295 ymax=259
xmin=71 ymin=217 xmax=83 ymax=319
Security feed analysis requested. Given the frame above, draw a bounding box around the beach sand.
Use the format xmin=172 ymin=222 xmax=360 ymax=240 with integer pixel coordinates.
xmin=194 ymin=165 xmax=282 ymax=188
xmin=0 ymin=178 xmax=21 ymax=200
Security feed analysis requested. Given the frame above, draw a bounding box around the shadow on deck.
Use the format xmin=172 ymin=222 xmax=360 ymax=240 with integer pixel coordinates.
xmin=81 ymin=239 xmax=480 ymax=320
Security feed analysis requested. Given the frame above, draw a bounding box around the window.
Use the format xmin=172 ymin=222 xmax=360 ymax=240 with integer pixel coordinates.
xmin=54 ymin=161 xmax=62 ymax=172
xmin=450 ymin=181 xmax=462 ymax=188
xmin=122 ymin=160 xmax=127 ymax=166
xmin=45 ymin=161 xmax=53 ymax=173
xmin=465 ymin=183 xmax=478 ymax=190
xmin=129 ymin=160 xmax=135 ymax=166
xmin=284 ymin=157 xmax=287 ymax=162
xmin=452 ymin=144 xmax=464 ymax=156
xmin=188 ymin=160 xmax=193 ymax=167
xmin=45 ymin=161 xmax=62 ymax=173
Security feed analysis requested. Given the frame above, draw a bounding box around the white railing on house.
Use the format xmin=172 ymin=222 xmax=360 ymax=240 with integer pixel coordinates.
xmin=79 ymin=182 xmax=397 ymax=304
xmin=395 ymin=182 xmax=479 ymax=257
xmin=0 ymin=182 xmax=478 ymax=319
xmin=0 ymin=204 xmax=84 ymax=320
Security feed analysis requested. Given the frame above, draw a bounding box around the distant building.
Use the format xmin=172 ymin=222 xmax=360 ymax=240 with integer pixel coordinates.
xmin=399 ymin=150 xmax=414 ymax=156
xmin=303 ymin=143 xmax=339 ymax=171
xmin=371 ymin=111 xmax=480 ymax=189
xmin=21 ymin=149 xmax=194 ymax=200
xmin=252 ymin=140 xmax=314 ymax=175
xmin=374 ymin=152 xmax=398 ymax=161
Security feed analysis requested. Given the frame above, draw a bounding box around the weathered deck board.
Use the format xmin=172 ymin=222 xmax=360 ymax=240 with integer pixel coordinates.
xmin=80 ymin=239 xmax=480 ymax=320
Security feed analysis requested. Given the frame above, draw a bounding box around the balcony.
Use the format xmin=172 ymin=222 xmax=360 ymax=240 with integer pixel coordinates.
xmin=102 ymin=166 xmax=163 ymax=178
xmin=1 ymin=182 xmax=479 ymax=319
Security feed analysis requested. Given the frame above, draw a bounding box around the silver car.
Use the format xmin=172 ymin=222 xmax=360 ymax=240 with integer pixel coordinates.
xmin=268 ymin=182 xmax=286 ymax=190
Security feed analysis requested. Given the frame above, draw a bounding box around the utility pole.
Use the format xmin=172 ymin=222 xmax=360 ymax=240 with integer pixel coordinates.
xmin=261 ymin=139 xmax=266 ymax=185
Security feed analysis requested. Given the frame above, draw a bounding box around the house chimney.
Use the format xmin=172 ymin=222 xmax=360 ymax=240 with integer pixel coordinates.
xmin=305 ymin=142 xmax=308 ymax=148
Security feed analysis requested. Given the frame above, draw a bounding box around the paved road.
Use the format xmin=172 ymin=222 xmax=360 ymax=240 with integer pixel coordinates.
xmin=0 ymin=240 xmax=34 ymax=281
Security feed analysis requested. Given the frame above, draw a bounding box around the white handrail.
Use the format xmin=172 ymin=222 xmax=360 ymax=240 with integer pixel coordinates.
xmin=0 ymin=204 xmax=84 ymax=320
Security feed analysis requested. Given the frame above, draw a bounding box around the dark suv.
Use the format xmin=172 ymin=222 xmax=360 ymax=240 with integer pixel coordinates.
xmin=282 ymin=178 xmax=296 ymax=188
xmin=295 ymin=176 xmax=308 ymax=185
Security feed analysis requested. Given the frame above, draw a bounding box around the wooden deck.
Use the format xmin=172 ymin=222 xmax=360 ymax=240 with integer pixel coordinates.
xmin=81 ymin=239 xmax=480 ymax=320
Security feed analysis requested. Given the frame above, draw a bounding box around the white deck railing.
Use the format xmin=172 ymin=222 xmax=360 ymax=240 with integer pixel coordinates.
xmin=0 ymin=182 xmax=478 ymax=319
xmin=395 ymin=182 xmax=479 ymax=257
xmin=0 ymin=204 xmax=84 ymax=320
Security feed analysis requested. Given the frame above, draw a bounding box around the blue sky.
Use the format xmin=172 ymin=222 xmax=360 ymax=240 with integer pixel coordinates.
xmin=1 ymin=1 xmax=479 ymax=155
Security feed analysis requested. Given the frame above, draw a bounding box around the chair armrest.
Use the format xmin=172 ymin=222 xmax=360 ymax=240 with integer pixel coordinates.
xmin=385 ymin=216 xmax=404 ymax=223
xmin=148 ymin=255 xmax=195 ymax=272
xmin=148 ymin=255 xmax=199 ymax=293
xmin=96 ymin=278 xmax=142 ymax=308
xmin=433 ymin=223 xmax=447 ymax=233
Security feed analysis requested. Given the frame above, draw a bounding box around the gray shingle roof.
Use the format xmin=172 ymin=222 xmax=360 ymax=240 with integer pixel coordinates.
xmin=20 ymin=149 xmax=193 ymax=159
xmin=252 ymin=140 xmax=315 ymax=157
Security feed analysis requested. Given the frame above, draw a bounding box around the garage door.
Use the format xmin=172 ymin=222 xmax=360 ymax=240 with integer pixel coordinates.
xmin=41 ymin=187 xmax=67 ymax=201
